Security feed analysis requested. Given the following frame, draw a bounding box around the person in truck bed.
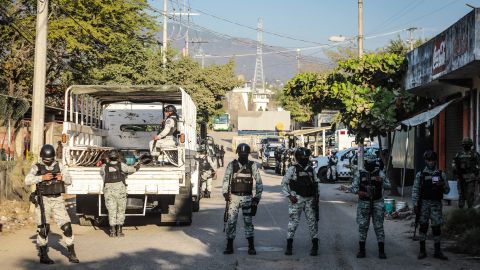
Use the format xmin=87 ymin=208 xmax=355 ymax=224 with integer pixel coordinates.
xmin=149 ymin=105 xmax=180 ymax=159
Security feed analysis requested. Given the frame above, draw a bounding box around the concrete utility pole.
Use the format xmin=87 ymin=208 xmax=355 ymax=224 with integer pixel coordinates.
xmin=296 ymin=49 xmax=301 ymax=73
xmin=31 ymin=0 xmax=48 ymax=155
xmin=357 ymin=0 xmax=364 ymax=169
xmin=162 ymin=0 xmax=168 ymax=65
xmin=407 ymin=27 xmax=418 ymax=51
xmin=358 ymin=0 xmax=364 ymax=58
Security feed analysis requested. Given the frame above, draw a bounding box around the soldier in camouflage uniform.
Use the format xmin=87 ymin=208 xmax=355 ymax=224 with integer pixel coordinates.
xmin=100 ymin=150 xmax=139 ymax=238
xmin=351 ymin=153 xmax=390 ymax=259
xmin=25 ymin=144 xmax=79 ymax=264
xmin=222 ymin=143 xmax=263 ymax=255
xmin=327 ymin=149 xmax=338 ymax=181
xmin=413 ymin=150 xmax=450 ymax=260
xmin=452 ymin=137 xmax=480 ymax=208
xmin=198 ymin=148 xmax=216 ymax=198
xmin=282 ymin=147 xmax=320 ymax=256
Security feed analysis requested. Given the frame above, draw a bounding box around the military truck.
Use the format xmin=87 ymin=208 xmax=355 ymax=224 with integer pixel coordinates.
xmin=61 ymin=85 xmax=200 ymax=225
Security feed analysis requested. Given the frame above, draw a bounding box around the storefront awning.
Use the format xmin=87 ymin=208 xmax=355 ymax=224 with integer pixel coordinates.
xmin=285 ymin=126 xmax=332 ymax=137
xmin=400 ymin=100 xmax=455 ymax=127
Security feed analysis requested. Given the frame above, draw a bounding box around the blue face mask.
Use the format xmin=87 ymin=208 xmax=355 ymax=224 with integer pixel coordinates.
xmin=426 ymin=160 xmax=436 ymax=170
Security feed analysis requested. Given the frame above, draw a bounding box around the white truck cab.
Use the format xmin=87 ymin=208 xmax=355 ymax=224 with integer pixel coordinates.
xmin=62 ymin=85 xmax=200 ymax=225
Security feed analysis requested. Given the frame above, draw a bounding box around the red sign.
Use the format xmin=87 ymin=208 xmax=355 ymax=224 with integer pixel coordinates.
xmin=432 ymin=34 xmax=446 ymax=76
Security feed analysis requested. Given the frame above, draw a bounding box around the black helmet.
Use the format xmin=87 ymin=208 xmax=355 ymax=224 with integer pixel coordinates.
xmin=294 ymin=147 xmax=311 ymax=160
xmin=462 ymin=138 xmax=473 ymax=148
xmin=40 ymin=144 xmax=55 ymax=160
xmin=164 ymin=105 xmax=177 ymax=113
xmin=108 ymin=150 xmax=119 ymax=161
xmin=236 ymin=143 xmax=251 ymax=154
xmin=423 ymin=150 xmax=437 ymax=161
xmin=139 ymin=153 xmax=153 ymax=165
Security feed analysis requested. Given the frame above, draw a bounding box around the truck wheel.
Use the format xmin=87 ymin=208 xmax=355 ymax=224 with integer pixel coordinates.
xmin=192 ymin=196 xmax=200 ymax=212
xmin=318 ymin=167 xmax=328 ymax=182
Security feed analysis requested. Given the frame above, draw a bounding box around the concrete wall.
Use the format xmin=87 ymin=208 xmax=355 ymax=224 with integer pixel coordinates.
xmin=238 ymin=111 xmax=291 ymax=131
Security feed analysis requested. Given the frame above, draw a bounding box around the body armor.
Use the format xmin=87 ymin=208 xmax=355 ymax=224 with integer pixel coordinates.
xmin=162 ymin=115 xmax=179 ymax=137
xmin=199 ymin=155 xmax=213 ymax=171
xmin=36 ymin=163 xmax=65 ymax=195
xmin=358 ymin=170 xmax=383 ymax=201
xmin=420 ymin=170 xmax=444 ymax=201
xmin=104 ymin=162 xmax=126 ymax=184
xmin=231 ymin=160 xmax=254 ymax=195
xmin=289 ymin=164 xmax=315 ymax=197
xmin=455 ymin=151 xmax=477 ymax=174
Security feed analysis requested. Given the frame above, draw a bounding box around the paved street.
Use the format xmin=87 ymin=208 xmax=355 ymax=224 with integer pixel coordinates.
xmin=0 ymin=136 xmax=479 ymax=269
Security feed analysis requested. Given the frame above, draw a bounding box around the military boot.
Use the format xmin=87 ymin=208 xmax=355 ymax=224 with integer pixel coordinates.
xmin=204 ymin=191 xmax=211 ymax=198
xmin=434 ymin=243 xmax=448 ymax=260
xmin=310 ymin=238 xmax=318 ymax=256
xmin=116 ymin=225 xmax=125 ymax=237
xmin=285 ymin=239 xmax=293 ymax=255
xmin=109 ymin=226 xmax=116 ymax=237
xmin=356 ymin=241 xmax=366 ymax=258
xmin=378 ymin=242 xmax=386 ymax=259
xmin=247 ymin=237 xmax=256 ymax=255
xmin=39 ymin=246 xmax=55 ymax=264
xmin=66 ymin=245 xmax=80 ymax=263
xmin=223 ymin=238 xmax=234 ymax=254
xmin=417 ymin=241 xmax=427 ymax=259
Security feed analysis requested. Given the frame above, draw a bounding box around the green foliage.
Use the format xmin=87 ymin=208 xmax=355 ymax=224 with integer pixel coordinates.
xmin=281 ymin=51 xmax=415 ymax=140
xmin=0 ymin=1 xmax=239 ymax=122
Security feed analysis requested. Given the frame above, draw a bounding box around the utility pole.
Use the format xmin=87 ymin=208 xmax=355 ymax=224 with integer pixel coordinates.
xmin=31 ymin=0 xmax=48 ymax=155
xmin=162 ymin=0 xmax=168 ymax=65
xmin=407 ymin=27 xmax=418 ymax=51
xmin=357 ymin=0 xmax=364 ymax=169
xmin=358 ymin=0 xmax=364 ymax=58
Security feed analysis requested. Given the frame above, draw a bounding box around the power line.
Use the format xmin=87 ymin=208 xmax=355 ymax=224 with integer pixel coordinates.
xmin=370 ymin=0 xmax=425 ymax=34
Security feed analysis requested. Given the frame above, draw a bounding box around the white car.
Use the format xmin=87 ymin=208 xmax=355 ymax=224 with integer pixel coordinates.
xmin=312 ymin=146 xmax=379 ymax=182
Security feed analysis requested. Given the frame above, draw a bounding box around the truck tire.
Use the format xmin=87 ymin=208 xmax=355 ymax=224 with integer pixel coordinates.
xmin=192 ymin=196 xmax=200 ymax=212
xmin=318 ymin=167 xmax=328 ymax=183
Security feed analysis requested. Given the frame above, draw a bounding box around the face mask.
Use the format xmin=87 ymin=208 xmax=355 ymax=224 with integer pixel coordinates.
xmin=426 ymin=160 xmax=436 ymax=169
xmin=364 ymin=161 xmax=376 ymax=172
xmin=43 ymin=158 xmax=54 ymax=166
xmin=298 ymin=157 xmax=309 ymax=166
xmin=463 ymin=145 xmax=471 ymax=151
xmin=238 ymin=153 xmax=249 ymax=163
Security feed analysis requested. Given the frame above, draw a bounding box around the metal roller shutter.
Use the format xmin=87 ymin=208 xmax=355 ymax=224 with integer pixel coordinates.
xmin=445 ymin=101 xmax=463 ymax=178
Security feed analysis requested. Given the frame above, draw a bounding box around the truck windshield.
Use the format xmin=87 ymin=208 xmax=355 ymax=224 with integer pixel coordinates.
xmin=214 ymin=114 xmax=229 ymax=124
xmin=120 ymin=124 xmax=161 ymax=132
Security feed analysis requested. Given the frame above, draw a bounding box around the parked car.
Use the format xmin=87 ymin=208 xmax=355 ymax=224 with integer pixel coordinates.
xmin=312 ymin=146 xmax=379 ymax=182
xmin=262 ymin=144 xmax=279 ymax=169
xmin=258 ymin=136 xmax=283 ymax=158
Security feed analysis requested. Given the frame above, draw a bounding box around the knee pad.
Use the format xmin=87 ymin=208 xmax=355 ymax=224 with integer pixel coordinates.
xmin=37 ymin=224 xmax=50 ymax=239
xmin=432 ymin=226 xmax=441 ymax=236
xmin=419 ymin=223 xmax=429 ymax=234
xmin=61 ymin=222 xmax=73 ymax=237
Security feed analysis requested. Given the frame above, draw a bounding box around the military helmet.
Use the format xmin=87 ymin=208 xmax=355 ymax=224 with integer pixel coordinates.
xmin=423 ymin=150 xmax=437 ymax=161
xmin=108 ymin=149 xmax=120 ymax=161
xmin=40 ymin=144 xmax=55 ymax=160
xmin=164 ymin=105 xmax=177 ymax=113
xmin=236 ymin=143 xmax=251 ymax=154
xmin=332 ymin=148 xmax=338 ymax=154
xmin=462 ymin=137 xmax=473 ymax=147
xmin=295 ymin=147 xmax=312 ymax=160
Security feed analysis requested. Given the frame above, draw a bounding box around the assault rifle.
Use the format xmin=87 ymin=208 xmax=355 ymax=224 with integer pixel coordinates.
xmin=413 ymin=174 xmax=423 ymax=240
xmin=314 ymin=182 xmax=319 ymax=221
xmin=223 ymin=167 xmax=232 ymax=232
xmin=35 ymin=183 xmax=48 ymax=238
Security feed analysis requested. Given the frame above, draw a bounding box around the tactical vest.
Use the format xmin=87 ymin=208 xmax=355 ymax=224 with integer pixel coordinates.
xmin=104 ymin=162 xmax=126 ymax=184
xmin=230 ymin=160 xmax=254 ymax=195
xmin=289 ymin=164 xmax=315 ymax=197
xmin=358 ymin=170 xmax=383 ymax=201
xmin=420 ymin=170 xmax=444 ymax=201
xmin=36 ymin=163 xmax=65 ymax=195
xmin=162 ymin=115 xmax=179 ymax=137
xmin=199 ymin=156 xmax=213 ymax=171
xmin=455 ymin=151 xmax=477 ymax=174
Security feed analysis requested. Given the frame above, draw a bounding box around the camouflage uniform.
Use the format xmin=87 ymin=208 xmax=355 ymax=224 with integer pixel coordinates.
xmin=281 ymin=164 xmax=320 ymax=239
xmin=149 ymin=115 xmax=178 ymax=155
xmin=351 ymin=169 xmax=390 ymax=242
xmin=198 ymin=153 xmax=215 ymax=194
xmin=412 ymin=167 xmax=450 ymax=243
xmin=452 ymin=149 xmax=480 ymax=208
xmin=222 ymin=160 xmax=263 ymax=239
xmin=327 ymin=153 xmax=338 ymax=181
xmin=25 ymin=161 xmax=73 ymax=247
xmin=100 ymin=161 xmax=137 ymax=226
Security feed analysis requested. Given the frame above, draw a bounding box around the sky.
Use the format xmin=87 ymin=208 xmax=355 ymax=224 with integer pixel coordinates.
xmin=149 ymin=0 xmax=478 ymax=58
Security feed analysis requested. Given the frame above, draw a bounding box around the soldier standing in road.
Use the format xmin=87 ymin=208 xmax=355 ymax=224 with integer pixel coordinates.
xmin=222 ymin=143 xmax=263 ymax=255
xmin=351 ymin=153 xmax=390 ymax=259
xmin=149 ymin=105 xmax=179 ymax=156
xmin=413 ymin=150 xmax=450 ymax=260
xmin=219 ymin=145 xmax=226 ymax=167
xmin=327 ymin=149 xmax=338 ymax=181
xmin=452 ymin=138 xmax=480 ymax=208
xmin=100 ymin=150 xmax=139 ymax=238
xmin=198 ymin=148 xmax=216 ymax=198
xmin=281 ymin=147 xmax=320 ymax=256
xmin=25 ymin=144 xmax=79 ymax=264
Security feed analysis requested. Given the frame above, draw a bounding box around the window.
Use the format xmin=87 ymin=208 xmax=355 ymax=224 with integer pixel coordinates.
xmin=120 ymin=124 xmax=161 ymax=132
